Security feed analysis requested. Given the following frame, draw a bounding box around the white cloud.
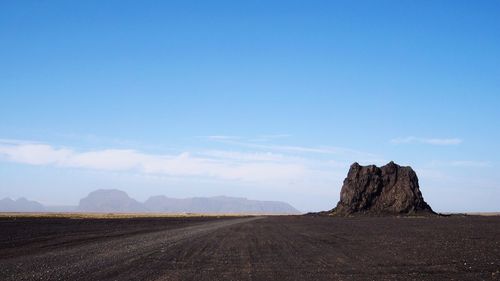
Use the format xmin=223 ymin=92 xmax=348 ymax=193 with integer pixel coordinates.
xmin=0 ymin=138 xmax=391 ymax=197
xmin=65 ymin=149 xmax=147 ymax=170
xmin=0 ymin=141 xmax=319 ymax=184
xmin=390 ymin=136 xmax=462 ymax=145
xmin=0 ymin=143 xmax=73 ymax=165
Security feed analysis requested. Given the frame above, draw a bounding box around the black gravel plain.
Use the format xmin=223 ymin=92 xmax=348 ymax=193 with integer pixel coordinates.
xmin=0 ymin=215 xmax=499 ymax=281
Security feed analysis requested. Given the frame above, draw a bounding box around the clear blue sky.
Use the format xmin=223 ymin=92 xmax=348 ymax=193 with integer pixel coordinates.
xmin=1 ymin=0 xmax=499 ymax=212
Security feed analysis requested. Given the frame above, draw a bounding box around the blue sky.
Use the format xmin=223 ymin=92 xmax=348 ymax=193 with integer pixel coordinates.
xmin=1 ymin=1 xmax=499 ymax=212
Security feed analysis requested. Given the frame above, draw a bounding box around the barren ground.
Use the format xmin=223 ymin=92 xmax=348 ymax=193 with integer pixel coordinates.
xmin=0 ymin=215 xmax=499 ymax=280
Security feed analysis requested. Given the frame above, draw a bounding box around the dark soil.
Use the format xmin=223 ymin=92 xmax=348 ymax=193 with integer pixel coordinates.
xmin=0 ymin=215 xmax=499 ymax=280
xmin=0 ymin=216 xmax=231 ymax=259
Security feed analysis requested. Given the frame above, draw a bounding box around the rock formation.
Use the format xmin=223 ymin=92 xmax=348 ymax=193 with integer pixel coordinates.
xmin=332 ymin=161 xmax=434 ymax=216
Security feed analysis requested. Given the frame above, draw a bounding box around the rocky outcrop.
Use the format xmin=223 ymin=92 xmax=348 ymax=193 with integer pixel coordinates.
xmin=332 ymin=161 xmax=434 ymax=216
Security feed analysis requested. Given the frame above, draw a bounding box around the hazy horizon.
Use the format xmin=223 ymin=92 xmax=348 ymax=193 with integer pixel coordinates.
xmin=1 ymin=1 xmax=499 ymax=213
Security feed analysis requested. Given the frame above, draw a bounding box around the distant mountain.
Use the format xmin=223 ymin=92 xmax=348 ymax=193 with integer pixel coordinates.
xmin=0 ymin=197 xmax=45 ymax=212
xmin=79 ymin=189 xmax=146 ymax=212
xmin=80 ymin=190 xmax=299 ymax=214
xmin=144 ymin=195 xmax=187 ymax=212
xmin=0 ymin=189 xmax=300 ymax=214
xmin=144 ymin=195 xmax=300 ymax=214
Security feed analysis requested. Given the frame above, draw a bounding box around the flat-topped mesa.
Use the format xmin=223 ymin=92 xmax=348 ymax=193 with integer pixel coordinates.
xmin=332 ymin=161 xmax=434 ymax=216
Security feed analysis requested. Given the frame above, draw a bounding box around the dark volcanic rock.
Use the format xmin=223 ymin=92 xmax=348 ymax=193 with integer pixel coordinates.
xmin=333 ymin=161 xmax=433 ymax=216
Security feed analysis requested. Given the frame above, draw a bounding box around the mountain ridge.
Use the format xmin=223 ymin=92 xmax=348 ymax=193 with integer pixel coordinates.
xmin=1 ymin=189 xmax=300 ymax=214
xmin=0 ymin=197 xmax=45 ymax=212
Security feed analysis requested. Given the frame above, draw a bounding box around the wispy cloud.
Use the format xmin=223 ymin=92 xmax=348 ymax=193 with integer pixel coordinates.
xmin=247 ymin=134 xmax=292 ymax=142
xmin=390 ymin=136 xmax=462 ymax=145
xmin=202 ymin=134 xmax=291 ymax=143
xmin=205 ymin=137 xmax=379 ymax=158
xmin=202 ymin=135 xmax=242 ymax=141
xmin=0 ymin=138 xmax=42 ymax=145
xmin=201 ymin=150 xmax=288 ymax=162
xmin=0 ymin=140 xmax=325 ymax=184
xmin=257 ymin=134 xmax=291 ymax=139
xmin=0 ymin=137 xmax=390 ymax=195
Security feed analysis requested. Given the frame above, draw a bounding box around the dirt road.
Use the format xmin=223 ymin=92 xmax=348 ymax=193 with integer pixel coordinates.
xmin=1 ymin=215 xmax=499 ymax=280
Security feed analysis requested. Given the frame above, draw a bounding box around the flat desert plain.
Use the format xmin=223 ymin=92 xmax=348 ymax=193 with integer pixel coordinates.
xmin=0 ymin=214 xmax=499 ymax=281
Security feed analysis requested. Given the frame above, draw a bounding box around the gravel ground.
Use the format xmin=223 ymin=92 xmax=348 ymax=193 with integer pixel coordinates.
xmin=0 ymin=215 xmax=499 ymax=281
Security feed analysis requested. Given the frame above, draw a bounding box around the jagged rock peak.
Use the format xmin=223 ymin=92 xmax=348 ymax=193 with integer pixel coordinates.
xmin=332 ymin=161 xmax=434 ymax=216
